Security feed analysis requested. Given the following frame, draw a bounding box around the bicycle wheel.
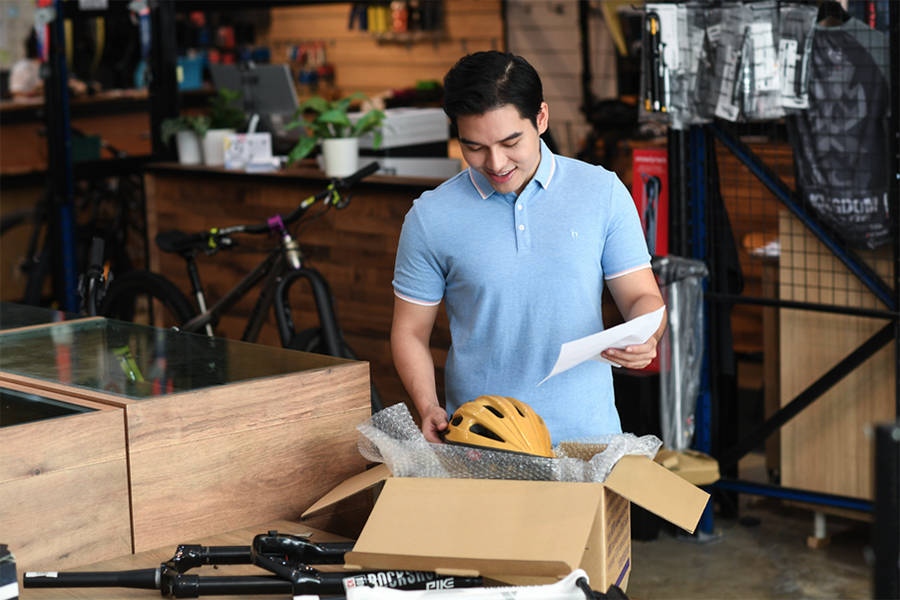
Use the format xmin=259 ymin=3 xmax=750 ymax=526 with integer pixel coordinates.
xmin=289 ymin=328 xmax=384 ymax=412
xmin=99 ymin=270 xmax=196 ymax=329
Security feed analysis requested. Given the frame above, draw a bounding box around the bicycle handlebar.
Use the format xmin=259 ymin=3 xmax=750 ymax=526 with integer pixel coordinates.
xmin=154 ymin=162 xmax=380 ymax=256
xmin=276 ymin=161 xmax=381 ymax=229
xmin=336 ymin=161 xmax=381 ymax=191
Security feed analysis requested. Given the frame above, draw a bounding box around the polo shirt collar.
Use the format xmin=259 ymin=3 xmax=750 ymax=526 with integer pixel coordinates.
xmin=467 ymin=138 xmax=557 ymax=200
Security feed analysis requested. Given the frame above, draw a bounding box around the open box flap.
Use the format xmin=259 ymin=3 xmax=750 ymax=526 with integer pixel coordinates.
xmin=655 ymin=449 xmax=721 ymax=486
xmin=302 ymin=463 xmax=392 ymax=519
xmin=345 ymin=477 xmax=604 ymax=578
xmin=604 ymin=454 xmax=710 ymax=533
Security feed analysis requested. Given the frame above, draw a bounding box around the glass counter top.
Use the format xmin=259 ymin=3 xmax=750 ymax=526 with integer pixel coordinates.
xmin=0 ymin=301 xmax=88 ymax=331
xmin=1 ymin=386 xmax=96 ymax=427
xmin=0 ymin=314 xmax=350 ymax=400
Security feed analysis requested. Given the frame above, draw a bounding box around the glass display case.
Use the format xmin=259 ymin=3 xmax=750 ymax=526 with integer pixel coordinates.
xmin=0 ymin=300 xmax=88 ymax=331
xmin=0 ymin=385 xmax=96 ymax=427
xmin=0 ymin=309 xmax=348 ymax=400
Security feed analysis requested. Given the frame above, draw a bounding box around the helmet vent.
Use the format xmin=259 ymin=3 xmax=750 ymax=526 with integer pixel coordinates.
xmin=485 ymin=405 xmax=504 ymax=418
xmin=451 ymin=415 xmax=463 ymax=426
xmin=470 ymin=423 xmax=504 ymax=442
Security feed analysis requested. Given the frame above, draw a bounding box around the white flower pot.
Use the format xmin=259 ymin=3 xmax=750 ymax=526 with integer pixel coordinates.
xmin=175 ymin=130 xmax=203 ymax=165
xmin=321 ymin=137 xmax=359 ymax=178
xmin=203 ymin=128 xmax=236 ymax=167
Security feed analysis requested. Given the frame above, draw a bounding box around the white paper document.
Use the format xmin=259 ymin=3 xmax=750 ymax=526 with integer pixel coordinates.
xmin=539 ymin=306 xmax=666 ymax=385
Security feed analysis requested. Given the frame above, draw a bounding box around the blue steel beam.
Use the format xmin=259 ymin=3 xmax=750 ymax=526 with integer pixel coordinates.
xmin=712 ymin=478 xmax=874 ymax=513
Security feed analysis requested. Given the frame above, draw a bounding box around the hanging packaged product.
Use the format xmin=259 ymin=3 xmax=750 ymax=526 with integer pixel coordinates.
xmin=777 ymin=3 xmax=819 ymax=111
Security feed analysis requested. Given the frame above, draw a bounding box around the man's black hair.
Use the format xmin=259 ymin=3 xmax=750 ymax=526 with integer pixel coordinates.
xmin=442 ymin=51 xmax=544 ymax=129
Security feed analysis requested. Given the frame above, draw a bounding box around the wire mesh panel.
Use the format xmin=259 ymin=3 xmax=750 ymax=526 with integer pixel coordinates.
xmin=639 ymin=0 xmax=898 ymax=505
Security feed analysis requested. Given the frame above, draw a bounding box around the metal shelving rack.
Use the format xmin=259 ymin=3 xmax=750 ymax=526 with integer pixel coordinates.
xmin=666 ymin=1 xmax=899 ymax=525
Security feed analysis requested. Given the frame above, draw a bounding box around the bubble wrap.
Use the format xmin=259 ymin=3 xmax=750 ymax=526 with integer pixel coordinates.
xmin=357 ymin=403 xmax=663 ymax=483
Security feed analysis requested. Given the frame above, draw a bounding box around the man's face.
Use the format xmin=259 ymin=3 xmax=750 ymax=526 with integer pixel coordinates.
xmin=456 ymin=102 xmax=549 ymax=196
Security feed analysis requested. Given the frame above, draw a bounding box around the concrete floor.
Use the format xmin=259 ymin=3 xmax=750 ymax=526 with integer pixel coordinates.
xmin=626 ymin=456 xmax=873 ymax=600
xmin=619 ymin=363 xmax=869 ymax=599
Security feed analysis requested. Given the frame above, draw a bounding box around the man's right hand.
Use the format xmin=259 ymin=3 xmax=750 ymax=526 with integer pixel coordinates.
xmin=421 ymin=404 xmax=449 ymax=444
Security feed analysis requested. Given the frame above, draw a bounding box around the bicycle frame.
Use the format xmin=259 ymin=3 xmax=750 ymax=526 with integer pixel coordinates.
xmin=177 ymin=242 xmax=292 ymax=343
xmin=274 ymin=266 xmax=345 ymax=356
xmin=169 ymin=162 xmax=381 ymax=348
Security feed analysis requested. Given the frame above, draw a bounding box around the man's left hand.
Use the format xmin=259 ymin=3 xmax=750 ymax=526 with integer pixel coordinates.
xmin=601 ymin=336 xmax=659 ymax=370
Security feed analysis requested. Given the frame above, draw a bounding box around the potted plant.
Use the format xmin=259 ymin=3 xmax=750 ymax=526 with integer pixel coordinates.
xmin=285 ymin=92 xmax=386 ymax=177
xmin=161 ymin=88 xmax=246 ymax=166
xmin=203 ymin=87 xmax=247 ymax=167
xmin=161 ymin=114 xmax=210 ymax=165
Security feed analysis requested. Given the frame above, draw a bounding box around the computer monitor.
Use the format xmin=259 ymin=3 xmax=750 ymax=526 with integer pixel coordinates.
xmin=209 ymin=63 xmax=300 ymax=139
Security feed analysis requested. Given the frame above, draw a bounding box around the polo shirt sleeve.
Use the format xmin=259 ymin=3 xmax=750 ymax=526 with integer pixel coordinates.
xmin=601 ymin=175 xmax=652 ymax=279
xmin=392 ymin=203 xmax=445 ymax=305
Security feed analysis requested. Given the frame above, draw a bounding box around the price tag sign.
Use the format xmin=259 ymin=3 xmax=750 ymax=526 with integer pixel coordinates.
xmin=224 ymin=133 xmax=273 ymax=170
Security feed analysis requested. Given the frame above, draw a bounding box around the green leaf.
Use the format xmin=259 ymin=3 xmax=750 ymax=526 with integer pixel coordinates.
xmin=318 ymin=109 xmax=353 ymax=128
xmin=160 ymin=115 xmax=211 ymax=146
xmin=288 ymin=136 xmax=318 ymax=165
xmin=351 ymin=109 xmax=386 ymax=138
xmin=296 ymin=96 xmax=331 ymax=116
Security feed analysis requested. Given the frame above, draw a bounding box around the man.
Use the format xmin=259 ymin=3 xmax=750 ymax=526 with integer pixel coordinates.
xmin=391 ymin=51 xmax=666 ymax=444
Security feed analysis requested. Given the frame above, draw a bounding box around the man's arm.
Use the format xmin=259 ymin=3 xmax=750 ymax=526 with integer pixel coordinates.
xmin=390 ymin=296 xmax=446 ymax=442
xmin=602 ymin=267 xmax=667 ymax=369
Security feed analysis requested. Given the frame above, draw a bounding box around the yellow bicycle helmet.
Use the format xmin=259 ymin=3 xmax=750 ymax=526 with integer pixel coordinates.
xmin=444 ymin=395 xmax=555 ymax=458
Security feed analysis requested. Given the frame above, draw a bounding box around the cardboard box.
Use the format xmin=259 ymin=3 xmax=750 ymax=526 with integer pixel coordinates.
xmin=631 ymin=147 xmax=669 ymax=258
xmin=303 ymin=454 xmax=710 ymax=591
xmin=655 ymin=449 xmax=721 ymax=486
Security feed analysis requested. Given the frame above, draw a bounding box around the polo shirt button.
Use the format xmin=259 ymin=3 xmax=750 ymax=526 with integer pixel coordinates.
xmin=518 ymin=224 xmax=525 ymax=231
xmin=517 ymin=204 xmax=523 ymax=210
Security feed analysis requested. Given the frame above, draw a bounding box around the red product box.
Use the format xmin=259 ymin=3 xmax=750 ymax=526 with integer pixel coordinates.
xmin=631 ymin=148 xmax=669 ymax=258
xmin=631 ymin=147 xmax=669 ymax=373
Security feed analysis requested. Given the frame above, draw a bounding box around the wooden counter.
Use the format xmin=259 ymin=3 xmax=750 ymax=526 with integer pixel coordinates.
xmin=143 ymin=164 xmax=454 ymax=413
xmin=0 ymin=315 xmax=372 ymax=567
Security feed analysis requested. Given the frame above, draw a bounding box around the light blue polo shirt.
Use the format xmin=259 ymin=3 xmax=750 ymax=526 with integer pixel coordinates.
xmin=393 ymin=140 xmax=650 ymax=443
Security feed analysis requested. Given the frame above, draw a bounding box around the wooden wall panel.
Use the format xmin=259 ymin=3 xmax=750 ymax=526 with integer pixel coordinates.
xmin=505 ymin=0 xmax=618 ymax=156
xmin=262 ymin=2 xmax=504 ymax=101
xmin=778 ymin=210 xmax=894 ymax=500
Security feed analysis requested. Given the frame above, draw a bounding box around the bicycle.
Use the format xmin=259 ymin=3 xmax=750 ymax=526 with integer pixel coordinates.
xmin=97 ymin=162 xmax=384 ymax=412
xmin=0 ymin=129 xmax=147 ymax=309
xmin=78 ymin=236 xmax=111 ymax=317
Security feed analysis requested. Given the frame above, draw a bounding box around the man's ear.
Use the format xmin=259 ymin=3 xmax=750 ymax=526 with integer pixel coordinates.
xmin=536 ymin=102 xmax=549 ymax=135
